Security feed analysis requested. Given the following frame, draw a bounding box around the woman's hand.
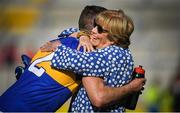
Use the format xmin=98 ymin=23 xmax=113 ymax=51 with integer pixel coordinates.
xmin=128 ymin=78 xmax=146 ymax=93
xmin=77 ymin=36 xmax=94 ymax=52
xmin=40 ymin=40 xmax=61 ymax=52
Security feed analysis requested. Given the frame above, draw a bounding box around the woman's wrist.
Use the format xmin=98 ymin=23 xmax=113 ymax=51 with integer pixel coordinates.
xmin=77 ymin=31 xmax=90 ymax=39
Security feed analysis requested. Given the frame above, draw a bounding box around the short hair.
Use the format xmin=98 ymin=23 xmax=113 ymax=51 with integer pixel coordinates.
xmin=95 ymin=9 xmax=134 ymax=48
xmin=78 ymin=5 xmax=107 ymax=31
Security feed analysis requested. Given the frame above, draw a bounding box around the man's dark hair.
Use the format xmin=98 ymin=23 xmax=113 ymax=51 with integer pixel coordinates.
xmin=78 ymin=5 xmax=107 ymax=31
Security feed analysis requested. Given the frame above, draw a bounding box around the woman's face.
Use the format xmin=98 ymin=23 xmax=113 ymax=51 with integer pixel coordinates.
xmin=89 ymin=22 xmax=113 ymax=49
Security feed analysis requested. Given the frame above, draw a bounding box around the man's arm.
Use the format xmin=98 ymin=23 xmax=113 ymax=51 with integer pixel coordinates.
xmin=82 ymin=77 xmax=146 ymax=107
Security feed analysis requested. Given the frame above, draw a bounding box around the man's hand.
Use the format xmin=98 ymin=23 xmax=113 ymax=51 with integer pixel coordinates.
xmin=77 ymin=36 xmax=94 ymax=52
xmin=40 ymin=40 xmax=61 ymax=52
xmin=15 ymin=54 xmax=31 ymax=80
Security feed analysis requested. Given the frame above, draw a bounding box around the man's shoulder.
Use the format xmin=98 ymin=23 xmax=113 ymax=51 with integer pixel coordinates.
xmin=31 ymin=50 xmax=53 ymax=62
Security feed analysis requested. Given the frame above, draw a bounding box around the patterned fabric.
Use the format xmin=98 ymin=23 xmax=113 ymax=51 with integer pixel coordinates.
xmin=58 ymin=28 xmax=79 ymax=38
xmin=51 ymin=45 xmax=134 ymax=112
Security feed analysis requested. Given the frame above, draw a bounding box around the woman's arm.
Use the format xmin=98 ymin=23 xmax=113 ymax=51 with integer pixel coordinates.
xmin=51 ymin=45 xmax=107 ymax=78
xmin=60 ymin=28 xmax=94 ymax=52
xmin=82 ymin=77 xmax=146 ymax=107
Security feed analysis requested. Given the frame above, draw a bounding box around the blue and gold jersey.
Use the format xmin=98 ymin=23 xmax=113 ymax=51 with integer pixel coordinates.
xmin=0 ymin=37 xmax=82 ymax=112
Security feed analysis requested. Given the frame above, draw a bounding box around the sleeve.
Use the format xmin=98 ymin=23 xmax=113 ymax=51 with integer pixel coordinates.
xmin=51 ymin=45 xmax=108 ymax=77
xmin=58 ymin=28 xmax=79 ymax=38
xmin=50 ymin=37 xmax=84 ymax=51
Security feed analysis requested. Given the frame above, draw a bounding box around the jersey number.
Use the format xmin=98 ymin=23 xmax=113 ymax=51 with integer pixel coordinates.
xmin=28 ymin=53 xmax=55 ymax=77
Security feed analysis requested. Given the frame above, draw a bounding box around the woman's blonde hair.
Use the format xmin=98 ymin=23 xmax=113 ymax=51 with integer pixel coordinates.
xmin=95 ymin=9 xmax=134 ymax=48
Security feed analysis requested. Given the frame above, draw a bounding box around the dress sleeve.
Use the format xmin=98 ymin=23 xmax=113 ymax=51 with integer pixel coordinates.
xmin=51 ymin=45 xmax=108 ymax=77
xmin=58 ymin=28 xmax=79 ymax=38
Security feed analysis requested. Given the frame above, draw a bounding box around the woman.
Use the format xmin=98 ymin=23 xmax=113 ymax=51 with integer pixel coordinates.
xmin=48 ymin=9 xmax=140 ymax=112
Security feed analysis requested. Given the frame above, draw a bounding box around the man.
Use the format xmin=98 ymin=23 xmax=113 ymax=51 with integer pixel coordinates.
xmin=0 ymin=5 xmax=108 ymax=112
